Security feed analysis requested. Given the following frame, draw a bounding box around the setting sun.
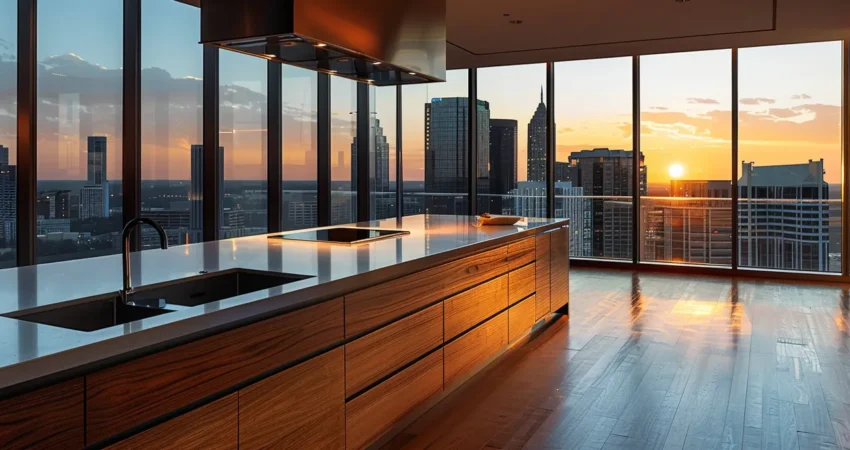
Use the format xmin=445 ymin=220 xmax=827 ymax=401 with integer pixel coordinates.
xmin=668 ymin=163 xmax=685 ymax=179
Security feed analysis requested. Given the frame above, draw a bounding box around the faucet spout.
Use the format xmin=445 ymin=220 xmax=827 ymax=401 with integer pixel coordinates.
xmin=121 ymin=217 xmax=169 ymax=303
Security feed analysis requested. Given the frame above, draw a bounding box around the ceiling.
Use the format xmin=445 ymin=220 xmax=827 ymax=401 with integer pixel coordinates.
xmin=447 ymin=0 xmax=775 ymax=56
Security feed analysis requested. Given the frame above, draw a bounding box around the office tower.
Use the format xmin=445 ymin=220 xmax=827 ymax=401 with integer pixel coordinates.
xmin=36 ymin=190 xmax=71 ymax=220
xmin=424 ymin=97 xmax=490 ymax=214
xmin=0 ymin=145 xmax=16 ymax=245
xmin=86 ymin=136 xmax=109 ymax=217
xmin=351 ymin=117 xmax=392 ymax=219
xmin=488 ymin=119 xmax=517 ymax=214
xmin=568 ymin=148 xmax=646 ymax=258
xmin=670 ymin=180 xmax=730 ymax=198
xmin=80 ymin=185 xmax=105 ymax=220
xmin=739 ymin=159 xmax=829 ymax=271
xmin=554 ymin=161 xmax=572 ymax=183
xmin=527 ymin=87 xmax=547 ymax=183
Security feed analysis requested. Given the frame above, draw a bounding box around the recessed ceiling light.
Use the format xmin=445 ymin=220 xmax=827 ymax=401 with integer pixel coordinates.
xmin=409 ymin=72 xmax=416 ymax=76
xmin=372 ymin=61 xmax=382 ymax=65
xmin=315 ymin=43 xmax=327 ymax=47
xmin=328 ymin=70 xmax=337 ymax=73
xmin=262 ymin=54 xmax=275 ymax=58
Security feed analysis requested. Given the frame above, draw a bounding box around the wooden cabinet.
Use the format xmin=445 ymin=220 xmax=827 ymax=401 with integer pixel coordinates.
xmin=507 ymin=237 xmax=535 ymax=271
xmin=346 ymin=351 xmax=443 ymax=450
xmin=345 ymin=246 xmax=508 ymax=337
xmin=444 ymin=312 xmax=508 ymax=388
xmin=0 ymin=378 xmax=84 ymax=450
xmin=444 ymin=275 xmax=508 ymax=340
xmin=508 ymin=295 xmax=535 ymax=343
xmin=550 ymin=227 xmax=570 ymax=312
xmin=86 ymin=298 xmax=344 ymax=444
xmin=508 ymin=263 xmax=535 ymax=305
xmin=345 ymin=303 xmax=443 ymax=397
xmin=108 ymin=394 xmax=238 ymax=450
xmin=240 ymin=348 xmax=345 ymax=450
xmin=535 ymin=233 xmax=551 ymax=319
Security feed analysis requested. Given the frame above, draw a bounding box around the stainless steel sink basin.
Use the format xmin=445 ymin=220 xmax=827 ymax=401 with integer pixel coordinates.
xmin=4 ymin=296 xmax=174 ymax=332
xmin=2 ymin=269 xmax=313 ymax=331
xmin=127 ymin=268 xmax=313 ymax=308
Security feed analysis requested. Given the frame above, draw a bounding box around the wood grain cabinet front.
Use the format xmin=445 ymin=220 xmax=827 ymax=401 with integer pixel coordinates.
xmin=444 ymin=274 xmax=508 ymax=341
xmin=508 ymin=263 xmax=535 ymax=305
xmin=240 ymin=348 xmax=345 ymax=450
xmin=0 ymin=378 xmax=84 ymax=450
xmin=86 ymin=298 xmax=344 ymax=445
xmin=507 ymin=237 xmax=535 ymax=271
xmin=107 ymin=394 xmax=238 ymax=450
xmin=345 ymin=303 xmax=443 ymax=398
xmin=508 ymin=295 xmax=535 ymax=343
xmin=535 ymin=233 xmax=551 ymax=319
xmin=346 ymin=351 xmax=443 ymax=450
xmin=444 ymin=311 xmax=508 ymax=388
xmin=550 ymin=227 xmax=570 ymax=312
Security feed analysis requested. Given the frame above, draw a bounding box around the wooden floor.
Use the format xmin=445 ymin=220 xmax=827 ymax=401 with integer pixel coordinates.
xmin=383 ymin=268 xmax=850 ymax=450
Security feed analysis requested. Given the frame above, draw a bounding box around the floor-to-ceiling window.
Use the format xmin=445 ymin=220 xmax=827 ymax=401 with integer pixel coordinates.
xmin=141 ymin=0 xmax=203 ymax=248
xmin=282 ymin=66 xmax=318 ymax=231
xmin=36 ymin=0 xmax=123 ymax=264
xmin=401 ymin=69 xmax=469 ymax=216
xmin=640 ymin=50 xmax=733 ymax=267
xmin=477 ymin=63 xmax=547 ymax=217
xmin=370 ymin=85 xmax=397 ymax=220
xmin=0 ymin=0 xmax=15 ymax=269
xmin=330 ymin=77 xmax=357 ymax=224
xmin=219 ymin=52 xmax=268 ymax=238
xmin=738 ymin=41 xmax=842 ymax=273
xmin=554 ymin=57 xmax=633 ymax=259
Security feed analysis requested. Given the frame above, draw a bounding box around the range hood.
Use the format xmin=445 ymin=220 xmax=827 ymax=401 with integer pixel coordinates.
xmin=200 ymin=0 xmax=446 ymax=86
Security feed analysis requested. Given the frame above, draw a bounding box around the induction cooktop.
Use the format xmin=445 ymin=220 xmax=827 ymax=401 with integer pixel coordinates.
xmin=270 ymin=227 xmax=410 ymax=245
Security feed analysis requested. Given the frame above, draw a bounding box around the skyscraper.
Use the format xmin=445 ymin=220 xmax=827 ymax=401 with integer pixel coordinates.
xmin=82 ymin=136 xmax=109 ymax=218
xmin=568 ymin=148 xmax=646 ymax=258
xmin=488 ymin=119 xmax=517 ymax=214
xmin=351 ymin=117 xmax=392 ymax=219
xmin=424 ymin=97 xmax=490 ymax=214
xmin=739 ymin=159 xmax=830 ymax=271
xmin=0 ymin=145 xmax=16 ymax=246
xmin=188 ymin=144 xmax=224 ymax=238
xmin=526 ymin=87 xmax=547 ymax=183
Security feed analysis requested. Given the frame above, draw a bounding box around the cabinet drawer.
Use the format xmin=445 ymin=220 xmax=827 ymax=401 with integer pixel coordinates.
xmin=507 ymin=237 xmax=535 ymax=271
xmin=535 ymin=233 xmax=551 ymax=319
xmin=346 ymin=351 xmax=443 ymax=450
xmin=108 ymin=394 xmax=237 ymax=450
xmin=345 ymin=246 xmax=508 ymax=337
xmin=0 ymin=379 xmax=84 ymax=450
xmin=550 ymin=227 xmax=570 ymax=312
xmin=240 ymin=348 xmax=344 ymax=450
xmin=509 ymin=263 xmax=535 ymax=305
xmin=86 ymin=298 xmax=344 ymax=444
xmin=444 ymin=275 xmax=508 ymax=341
xmin=509 ymin=295 xmax=535 ymax=343
xmin=345 ymin=303 xmax=443 ymax=397
xmin=445 ymin=312 xmax=508 ymax=387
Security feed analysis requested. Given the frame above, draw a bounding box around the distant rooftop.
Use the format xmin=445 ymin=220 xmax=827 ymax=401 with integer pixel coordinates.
xmin=569 ymin=148 xmax=632 ymax=159
xmin=740 ymin=160 xmax=826 ymax=187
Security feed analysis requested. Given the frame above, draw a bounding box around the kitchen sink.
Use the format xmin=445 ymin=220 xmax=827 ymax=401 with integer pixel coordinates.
xmin=4 ymin=296 xmax=173 ymax=332
xmin=3 ymin=269 xmax=313 ymax=331
xmin=124 ymin=268 xmax=313 ymax=308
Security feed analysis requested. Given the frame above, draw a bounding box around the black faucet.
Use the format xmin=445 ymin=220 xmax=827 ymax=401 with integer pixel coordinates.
xmin=121 ymin=217 xmax=168 ymax=303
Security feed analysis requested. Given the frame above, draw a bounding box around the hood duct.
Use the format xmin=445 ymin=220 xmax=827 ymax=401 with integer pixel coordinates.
xmin=200 ymin=0 xmax=446 ymax=86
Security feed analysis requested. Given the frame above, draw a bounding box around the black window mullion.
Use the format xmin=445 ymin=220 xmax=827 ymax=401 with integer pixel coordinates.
xmin=16 ymin=0 xmax=37 ymax=267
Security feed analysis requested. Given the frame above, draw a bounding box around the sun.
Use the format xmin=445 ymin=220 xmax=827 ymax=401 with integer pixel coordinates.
xmin=668 ymin=163 xmax=685 ymax=179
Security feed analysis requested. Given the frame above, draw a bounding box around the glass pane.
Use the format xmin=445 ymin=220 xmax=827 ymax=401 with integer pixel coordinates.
xmin=141 ymin=0 xmax=203 ymax=248
xmin=554 ymin=57 xmax=633 ymax=259
xmin=0 ymin=0 xmax=15 ymax=269
xmin=401 ymin=69 xmax=469 ymax=216
xmin=37 ymin=0 xmax=123 ymax=263
xmin=370 ymin=85 xmax=397 ymax=220
xmin=477 ymin=63 xmax=547 ymax=217
xmin=739 ymin=41 xmax=842 ymax=273
xmin=640 ymin=50 xmax=732 ymax=267
xmin=282 ymin=66 xmax=318 ymax=231
xmin=219 ymin=51 xmax=268 ymax=238
xmin=331 ymin=77 xmax=356 ymax=225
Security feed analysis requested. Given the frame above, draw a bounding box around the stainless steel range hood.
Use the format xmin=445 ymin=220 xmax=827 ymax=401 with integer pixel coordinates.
xmin=200 ymin=0 xmax=446 ymax=86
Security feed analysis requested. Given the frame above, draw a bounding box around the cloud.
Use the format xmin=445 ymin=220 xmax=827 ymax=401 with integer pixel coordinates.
xmin=558 ymin=127 xmax=575 ymax=133
xmin=740 ymin=97 xmax=775 ymax=105
xmin=686 ymin=98 xmax=720 ymax=105
xmin=791 ymin=93 xmax=812 ymax=100
xmin=649 ymin=106 xmax=668 ymax=111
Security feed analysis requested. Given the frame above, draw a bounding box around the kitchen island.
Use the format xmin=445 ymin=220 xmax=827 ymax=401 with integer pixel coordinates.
xmin=0 ymin=214 xmax=569 ymax=449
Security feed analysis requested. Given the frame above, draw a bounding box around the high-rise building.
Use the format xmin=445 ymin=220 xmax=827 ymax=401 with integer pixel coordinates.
xmin=85 ymin=136 xmax=110 ymax=217
xmin=739 ymin=159 xmax=830 ymax=272
xmin=488 ymin=119 xmax=517 ymax=214
xmin=424 ymin=97 xmax=490 ymax=214
xmin=527 ymin=87 xmax=547 ymax=183
xmin=351 ymin=117 xmax=392 ymax=219
xmin=0 ymin=145 xmax=16 ymax=245
xmin=80 ymin=185 xmax=105 ymax=220
xmin=568 ymin=148 xmax=646 ymax=259
xmin=36 ymin=190 xmax=71 ymax=220
xmin=670 ymin=180 xmax=730 ymax=198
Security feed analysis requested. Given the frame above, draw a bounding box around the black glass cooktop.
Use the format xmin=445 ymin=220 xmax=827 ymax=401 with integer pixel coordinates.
xmin=271 ymin=227 xmax=409 ymax=245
